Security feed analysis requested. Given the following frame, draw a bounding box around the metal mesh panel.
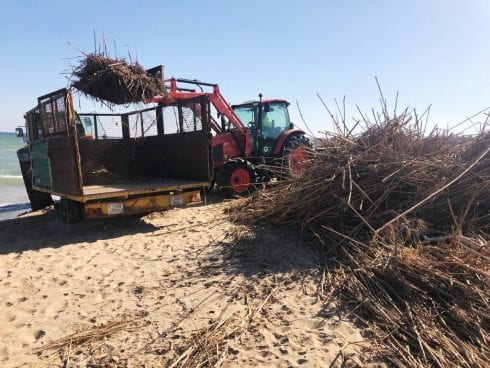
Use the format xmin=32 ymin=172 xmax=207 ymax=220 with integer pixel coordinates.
xmin=126 ymin=110 xmax=158 ymax=138
xmin=96 ymin=115 xmax=123 ymax=139
xmin=55 ymin=98 xmax=66 ymax=127
xmin=26 ymin=108 xmax=43 ymax=141
xmin=76 ymin=98 xmax=206 ymax=139
xmin=182 ymin=106 xmax=193 ymax=132
xmin=142 ymin=110 xmax=158 ymax=136
xmin=38 ymin=93 xmax=69 ymax=136
xmin=41 ymin=99 xmax=54 ymax=134
xmin=78 ymin=114 xmax=124 ymax=139
xmin=128 ymin=113 xmax=142 ymax=138
xmin=77 ymin=115 xmax=96 ymax=137
xmin=162 ymin=105 xmax=180 ymax=134
xmin=185 ymin=101 xmax=203 ymax=131
xmin=181 ymin=101 xmax=203 ymax=132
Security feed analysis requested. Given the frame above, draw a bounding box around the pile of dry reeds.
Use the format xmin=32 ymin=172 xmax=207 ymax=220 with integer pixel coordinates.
xmin=338 ymin=236 xmax=489 ymax=367
xmin=252 ymin=113 xmax=489 ymax=238
xmin=71 ymin=53 xmax=166 ymax=105
xmin=239 ymin=106 xmax=489 ymax=367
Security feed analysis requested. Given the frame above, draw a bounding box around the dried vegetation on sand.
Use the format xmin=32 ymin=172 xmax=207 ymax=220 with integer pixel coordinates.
xmin=238 ymin=100 xmax=490 ymax=367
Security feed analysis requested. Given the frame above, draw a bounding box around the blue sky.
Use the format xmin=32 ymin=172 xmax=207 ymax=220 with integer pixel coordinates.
xmin=1 ymin=0 xmax=489 ymax=134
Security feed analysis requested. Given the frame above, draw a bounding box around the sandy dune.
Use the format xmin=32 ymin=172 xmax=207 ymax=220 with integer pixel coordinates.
xmin=0 ymin=198 xmax=369 ymax=367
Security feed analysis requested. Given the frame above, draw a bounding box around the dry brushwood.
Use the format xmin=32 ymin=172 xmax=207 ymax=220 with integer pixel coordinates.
xmin=335 ymin=236 xmax=489 ymax=368
xmin=169 ymin=318 xmax=237 ymax=368
xmin=71 ymin=53 xmax=168 ymax=105
xmin=32 ymin=319 xmax=141 ymax=354
xmin=238 ymin=107 xmax=490 ymax=367
xmin=245 ymin=117 xmax=489 ymax=238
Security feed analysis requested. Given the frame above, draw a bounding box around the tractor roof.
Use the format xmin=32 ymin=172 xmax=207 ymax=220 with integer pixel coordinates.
xmin=232 ymin=99 xmax=289 ymax=108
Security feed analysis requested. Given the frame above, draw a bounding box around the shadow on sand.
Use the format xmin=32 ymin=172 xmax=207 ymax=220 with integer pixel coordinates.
xmin=0 ymin=208 xmax=160 ymax=255
xmin=0 ymin=192 xmax=228 ymax=256
xmin=218 ymin=224 xmax=321 ymax=278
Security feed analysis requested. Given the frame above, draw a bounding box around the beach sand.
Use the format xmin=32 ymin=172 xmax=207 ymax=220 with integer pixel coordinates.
xmin=0 ymin=198 xmax=371 ymax=367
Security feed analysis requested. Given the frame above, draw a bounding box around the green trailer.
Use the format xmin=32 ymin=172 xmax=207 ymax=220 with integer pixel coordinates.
xmin=18 ymin=88 xmax=213 ymax=223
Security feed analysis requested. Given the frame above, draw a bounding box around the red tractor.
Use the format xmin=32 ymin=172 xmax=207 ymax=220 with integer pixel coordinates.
xmin=153 ymin=78 xmax=311 ymax=196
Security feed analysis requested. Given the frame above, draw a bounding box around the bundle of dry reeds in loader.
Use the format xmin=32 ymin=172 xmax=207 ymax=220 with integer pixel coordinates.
xmin=71 ymin=52 xmax=167 ymax=105
xmin=239 ymin=103 xmax=490 ymax=367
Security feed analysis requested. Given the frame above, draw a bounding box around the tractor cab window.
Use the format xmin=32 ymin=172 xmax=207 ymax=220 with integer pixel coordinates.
xmin=233 ymin=105 xmax=256 ymax=130
xmin=261 ymin=102 xmax=290 ymax=139
xmin=233 ymin=103 xmax=259 ymax=151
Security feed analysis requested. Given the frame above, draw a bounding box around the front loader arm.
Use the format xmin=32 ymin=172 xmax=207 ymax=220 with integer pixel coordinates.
xmin=152 ymin=78 xmax=252 ymax=156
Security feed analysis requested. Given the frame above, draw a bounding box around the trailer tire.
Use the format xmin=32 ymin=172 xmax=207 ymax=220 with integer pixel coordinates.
xmin=57 ymin=198 xmax=81 ymax=224
xmin=17 ymin=148 xmax=53 ymax=211
xmin=217 ymin=159 xmax=258 ymax=198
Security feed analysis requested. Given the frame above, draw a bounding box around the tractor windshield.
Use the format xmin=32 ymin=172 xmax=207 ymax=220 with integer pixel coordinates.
xmin=233 ymin=101 xmax=291 ymax=155
xmin=261 ymin=102 xmax=290 ymax=139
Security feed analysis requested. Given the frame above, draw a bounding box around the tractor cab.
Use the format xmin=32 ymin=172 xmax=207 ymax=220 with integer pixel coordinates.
xmin=232 ymin=99 xmax=292 ymax=156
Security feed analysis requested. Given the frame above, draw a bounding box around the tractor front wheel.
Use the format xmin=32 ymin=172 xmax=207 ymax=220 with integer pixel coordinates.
xmin=217 ymin=159 xmax=258 ymax=198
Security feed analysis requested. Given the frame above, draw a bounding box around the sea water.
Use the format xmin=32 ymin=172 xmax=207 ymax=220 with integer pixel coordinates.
xmin=0 ymin=132 xmax=30 ymax=220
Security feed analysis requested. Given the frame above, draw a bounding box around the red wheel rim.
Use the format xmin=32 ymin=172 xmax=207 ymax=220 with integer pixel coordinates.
xmin=289 ymin=147 xmax=309 ymax=176
xmin=230 ymin=168 xmax=251 ymax=193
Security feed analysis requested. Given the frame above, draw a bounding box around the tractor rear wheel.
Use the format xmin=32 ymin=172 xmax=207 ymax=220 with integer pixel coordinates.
xmin=281 ymin=135 xmax=311 ymax=177
xmin=217 ymin=159 xmax=258 ymax=198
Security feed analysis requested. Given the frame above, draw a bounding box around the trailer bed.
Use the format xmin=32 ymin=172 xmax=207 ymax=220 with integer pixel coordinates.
xmin=82 ymin=178 xmax=208 ymax=201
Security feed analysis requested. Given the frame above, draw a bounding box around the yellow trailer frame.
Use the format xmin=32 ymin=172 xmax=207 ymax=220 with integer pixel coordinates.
xmin=83 ymin=189 xmax=203 ymax=219
xmin=34 ymin=180 xmax=208 ymax=220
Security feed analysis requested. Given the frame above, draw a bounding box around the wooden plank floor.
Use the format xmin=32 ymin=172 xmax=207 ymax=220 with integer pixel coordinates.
xmin=82 ymin=178 xmax=207 ymax=200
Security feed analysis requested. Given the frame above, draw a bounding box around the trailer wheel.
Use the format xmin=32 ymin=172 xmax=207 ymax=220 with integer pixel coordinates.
xmin=57 ymin=198 xmax=81 ymax=224
xmin=217 ymin=159 xmax=258 ymax=198
xmin=17 ymin=148 xmax=53 ymax=211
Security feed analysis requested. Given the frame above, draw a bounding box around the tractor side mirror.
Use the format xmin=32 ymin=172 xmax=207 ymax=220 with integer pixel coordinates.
xmin=15 ymin=127 xmax=24 ymax=137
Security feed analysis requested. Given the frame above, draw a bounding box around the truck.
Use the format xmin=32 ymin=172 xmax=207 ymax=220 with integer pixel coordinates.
xmin=16 ymin=86 xmax=213 ymax=223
